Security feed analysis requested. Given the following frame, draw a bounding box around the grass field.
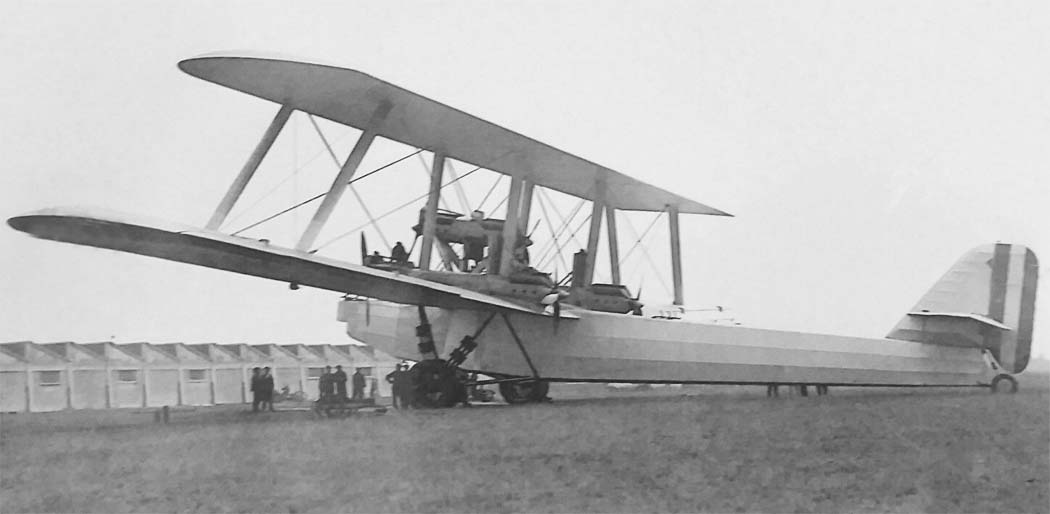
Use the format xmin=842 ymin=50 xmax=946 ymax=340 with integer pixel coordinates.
xmin=2 ymin=378 xmax=1048 ymax=513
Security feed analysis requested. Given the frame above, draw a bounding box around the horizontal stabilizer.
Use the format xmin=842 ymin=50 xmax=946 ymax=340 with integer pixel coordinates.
xmin=906 ymin=312 xmax=1012 ymax=331
xmin=888 ymin=244 xmax=1038 ymax=373
xmin=7 ymin=208 xmax=558 ymax=317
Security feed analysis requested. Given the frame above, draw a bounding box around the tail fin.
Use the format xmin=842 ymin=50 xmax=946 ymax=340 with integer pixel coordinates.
xmin=887 ymin=244 xmax=1038 ymax=373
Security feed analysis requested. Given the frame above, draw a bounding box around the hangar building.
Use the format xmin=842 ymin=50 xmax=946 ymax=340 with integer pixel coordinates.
xmin=0 ymin=341 xmax=398 ymax=413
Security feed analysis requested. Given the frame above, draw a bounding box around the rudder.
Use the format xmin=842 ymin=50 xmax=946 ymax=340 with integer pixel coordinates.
xmin=887 ymin=243 xmax=1038 ymax=373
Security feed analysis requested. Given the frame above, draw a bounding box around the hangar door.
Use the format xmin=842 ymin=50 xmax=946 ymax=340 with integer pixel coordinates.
xmin=214 ymin=368 xmax=243 ymax=404
xmin=0 ymin=372 xmax=27 ymax=412
xmin=73 ymin=370 xmax=107 ymax=409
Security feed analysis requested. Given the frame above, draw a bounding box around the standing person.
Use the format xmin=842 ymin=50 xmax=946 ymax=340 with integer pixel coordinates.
xmin=333 ymin=365 xmax=348 ymax=402
xmin=391 ymin=241 xmax=408 ymax=265
xmin=261 ymin=367 xmax=275 ymax=412
xmin=250 ymin=367 xmax=261 ymax=412
xmin=318 ymin=366 xmax=332 ymax=403
xmin=399 ymin=364 xmax=414 ymax=409
xmin=386 ymin=364 xmax=405 ymax=409
xmin=351 ymin=368 xmax=366 ymax=401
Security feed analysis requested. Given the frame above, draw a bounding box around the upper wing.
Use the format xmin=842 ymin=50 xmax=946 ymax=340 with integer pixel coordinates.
xmin=7 ymin=208 xmax=548 ymax=315
xmin=177 ymin=52 xmax=731 ymax=216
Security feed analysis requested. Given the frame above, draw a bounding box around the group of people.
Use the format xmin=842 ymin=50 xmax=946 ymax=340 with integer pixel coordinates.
xmin=317 ymin=365 xmax=368 ymax=403
xmin=250 ymin=367 xmax=275 ymax=412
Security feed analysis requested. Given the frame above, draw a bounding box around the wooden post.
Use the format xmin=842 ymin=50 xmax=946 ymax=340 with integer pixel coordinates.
xmin=668 ymin=204 xmax=684 ymax=305
xmin=297 ymin=101 xmax=391 ymax=252
xmin=419 ymin=153 xmax=446 ymax=270
xmin=25 ymin=368 xmax=33 ymax=413
xmin=207 ymin=105 xmax=293 ymax=230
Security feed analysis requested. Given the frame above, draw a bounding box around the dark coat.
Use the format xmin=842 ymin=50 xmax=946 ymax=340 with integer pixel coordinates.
xmin=333 ymin=370 xmax=348 ymax=397
xmin=352 ymin=371 xmax=366 ymax=391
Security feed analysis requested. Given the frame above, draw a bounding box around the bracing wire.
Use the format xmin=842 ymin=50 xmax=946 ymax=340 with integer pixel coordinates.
xmin=231 ymin=148 xmax=425 ymax=236
xmin=313 ymin=166 xmax=483 ymax=252
xmin=310 ymin=116 xmax=394 ymax=252
xmin=474 ymin=174 xmax=504 ymax=214
xmin=225 ymin=122 xmax=358 ymax=227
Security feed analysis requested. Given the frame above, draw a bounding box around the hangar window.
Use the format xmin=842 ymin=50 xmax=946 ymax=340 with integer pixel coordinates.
xmin=116 ymin=369 xmax=138 ymax=383
xmin=37 ymin=370 xmax=61 ymax=386
xmin=307 ymin=367 xmax=324 ymax=380
xmin=186 ymin=369 xmax=209 ymax=382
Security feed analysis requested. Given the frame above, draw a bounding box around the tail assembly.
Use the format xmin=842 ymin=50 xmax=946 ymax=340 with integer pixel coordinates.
xmin=887 ymin=244 xmax=1038 ymax=373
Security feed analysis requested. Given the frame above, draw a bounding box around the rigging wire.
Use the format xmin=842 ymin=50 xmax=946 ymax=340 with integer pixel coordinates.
xmin=310 ymin=115 xmax=392 ymax=252
xmin=230 ymin=148 xmax=425 ymax=236
xmin=536 ymin=213 xmax=592 ymax=271
xmin=225 ymin=122 xmax=357 ymax=227
xmin=532 ymin=197 xmax=586 ymax=268
xmin=619 ymin=211 xmax=672 ymax=298
xmin=474 ymin=174 xmax=504 ymax=214
xmin=532 ymin=191 xmax=570 ymax=272
xmin=313 ymin=165 xmax=483 ymax=252
xmin=537 ymin=188 xmax=586 ymax=248
xmin=618 ymin=211 xmax=664 ymax=264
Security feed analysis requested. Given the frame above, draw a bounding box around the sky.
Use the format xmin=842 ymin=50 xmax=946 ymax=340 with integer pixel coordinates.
xmin=1 ymin=1 xmax=1048 ymax=359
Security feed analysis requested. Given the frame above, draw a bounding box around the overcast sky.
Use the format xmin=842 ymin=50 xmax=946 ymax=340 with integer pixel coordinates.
xmin=2 ymin=1 xmax=1047 ymax=359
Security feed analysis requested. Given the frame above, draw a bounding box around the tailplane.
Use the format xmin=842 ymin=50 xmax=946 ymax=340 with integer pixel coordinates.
xmin=887 ymin=244 xmax=1038 ymax=373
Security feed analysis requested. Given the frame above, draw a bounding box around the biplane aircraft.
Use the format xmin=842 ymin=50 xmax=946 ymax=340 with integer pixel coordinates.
xmin=8 ymin=52 xmax=1038 ymax=406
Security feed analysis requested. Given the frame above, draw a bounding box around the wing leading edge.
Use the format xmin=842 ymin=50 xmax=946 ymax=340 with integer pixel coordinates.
xmin=7 ymin=208 xmax=550 ymax=316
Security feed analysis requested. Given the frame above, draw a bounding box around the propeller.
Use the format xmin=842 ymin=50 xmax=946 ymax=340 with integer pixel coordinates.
xmin=540 ymin=287 xmax=569 ymax=333
xmin=360 ymin=233 xmax=368 ymax=265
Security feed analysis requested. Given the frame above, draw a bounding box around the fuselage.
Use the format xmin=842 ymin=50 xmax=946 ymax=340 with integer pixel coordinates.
xmin=338 ymin=300 xmax=997 ymax=387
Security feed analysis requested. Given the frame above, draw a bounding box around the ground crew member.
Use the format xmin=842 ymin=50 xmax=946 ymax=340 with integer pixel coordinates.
xmin=318 ymin=366 xmax=332 ymax=402
xmin=333 ymin=365 xmax=348 ymax=401
xmin=351 ymin=368 xmax=366 ymax=400
xmin=386 ymin=364 xmax=407 ymax=409
xmin=260 ymin=367 xmax=275 ymax=412
xmin=250 ymin=367 xmax=261 ymax=412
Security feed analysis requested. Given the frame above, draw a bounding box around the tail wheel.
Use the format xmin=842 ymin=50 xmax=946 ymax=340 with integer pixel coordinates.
xmin=990 ymin=374 xmax=1018 ymax=394
xmin=499 ymin=379 xmax=549 ymax=404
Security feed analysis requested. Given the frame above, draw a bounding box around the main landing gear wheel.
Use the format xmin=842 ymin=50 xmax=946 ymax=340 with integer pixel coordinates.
xmin=499 ymin=379 xmax=550 ymax=404
xmin=990 ymin=374 xmax=1018 ymax=394
xmin=409 ymin=359 xmax=466 ymax=408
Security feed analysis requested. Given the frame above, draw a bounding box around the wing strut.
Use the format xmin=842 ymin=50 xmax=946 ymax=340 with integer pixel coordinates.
xmin=583 ymin=170 xmax=607 ymax=286
xmin=207 ymin=104 xmax=293 ymax=230
xmin=419 ymin=153 xmax=445 ymax=270
xmin=668 ymin=204 xmax=684 ymax=305
xmin=606 ymin=206 xmax=621 ymax=284
xmin=297 ymin=101 xmax=391 ymax=251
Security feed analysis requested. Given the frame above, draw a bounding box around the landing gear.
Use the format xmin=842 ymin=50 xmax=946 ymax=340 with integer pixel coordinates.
xmin=409 ymin=359 xmax=467 ymax=408
xmin=990 ymin=374 xmax=1018 ymax=394
xmin=499 ymin=378 xmax=550 ymax=404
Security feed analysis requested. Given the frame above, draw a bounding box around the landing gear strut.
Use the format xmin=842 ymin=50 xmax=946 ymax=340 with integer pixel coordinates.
xmin=410 ymin=308 xmax=497 ymax=408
